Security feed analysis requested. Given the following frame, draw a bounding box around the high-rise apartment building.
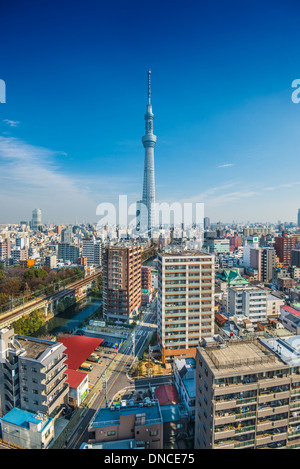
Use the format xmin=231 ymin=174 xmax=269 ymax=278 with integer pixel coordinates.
xmin=195 ymin=336 xmax=300 ymax=449
xmin=0 ymin=328 xmax=69 ymax=418
xmin=249 ymin=247 xmax=276 ymax=283
xmin=141 ymin=265 xmax=152 ymax=291
xmin=275 ymin=233 xmax=296 ymax=266
xmin=0 ymin=237 xmax=11 ymax=261
xmin=102 ymin=244 xmax=142 ymax=323
xmin=157 ymin=250 xmax=214 ymax=364
xmin=45 ymin=254 xmax=57 ymax=269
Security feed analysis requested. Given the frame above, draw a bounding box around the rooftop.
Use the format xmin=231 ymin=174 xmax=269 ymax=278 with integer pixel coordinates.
xmin=89 ymin=401 xmax=162 ymax=429
xmin=199 ymin=337 xmax=286 ymax=375
xmin=1 ymin=408 xmax=52 ymax=432
xmin=16 ymin=336 xmax=62 ymax=361
xmin=81 ymin=439 xmax=137 ymax=450
xmin=260 ymin=336 xmax=300 ymax=366
xmin=160 ymin=404 xmax=188 ymax=423
xmin=161 ymin=250 xmax=211 ymax=257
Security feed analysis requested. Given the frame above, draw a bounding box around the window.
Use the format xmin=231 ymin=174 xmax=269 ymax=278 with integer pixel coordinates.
xmin=107 ymin=431 xmax=116 ymax=436
xmin=150 ymin=430 xmax=158 ymax=436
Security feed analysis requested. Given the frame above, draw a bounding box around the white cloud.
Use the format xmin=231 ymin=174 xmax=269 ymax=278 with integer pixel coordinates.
xmin=0 ymin=136 xmax=142 ymax=224
xmin=217 ymin=163 xmax=234 ymax=168
xmin=3 ymin=119 xmax=20 ymax=127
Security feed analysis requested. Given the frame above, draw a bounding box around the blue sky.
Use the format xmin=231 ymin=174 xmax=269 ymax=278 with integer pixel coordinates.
xmin=0 ymin=0 xmax=300 ymax=224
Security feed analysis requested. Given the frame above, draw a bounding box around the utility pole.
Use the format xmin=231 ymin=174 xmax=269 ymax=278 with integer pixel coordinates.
xmin=132 ymin=331 xmax=135 ymax=361
xmin=102 ymin=371 xmax=108 ymax=407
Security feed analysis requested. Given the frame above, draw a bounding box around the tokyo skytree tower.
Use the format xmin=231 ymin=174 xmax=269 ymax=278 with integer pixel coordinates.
xmin=140 ymin=69 xmax=157 ymax=236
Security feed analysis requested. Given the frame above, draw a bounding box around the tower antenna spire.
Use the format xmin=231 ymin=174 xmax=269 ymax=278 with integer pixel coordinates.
xmin=148 ymin=69 xmax=151 ymax=105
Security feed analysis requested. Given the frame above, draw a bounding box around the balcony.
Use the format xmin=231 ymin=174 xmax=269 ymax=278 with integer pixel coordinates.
xmin=256 ymin=418 xmax=289 ymax=433
xmin=255 ymin=431 xmax=287 ymax=446
xmin=258 ymin=390 xmax=290 ymax=404
xmin=257 ymin=405 xmax=289 ymax=419
xmin=214 ymin=425 xmax=255 ymax=441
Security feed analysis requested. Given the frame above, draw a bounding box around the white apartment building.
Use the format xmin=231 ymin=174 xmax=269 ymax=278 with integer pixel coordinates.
xmin=228 ymin=285 xmax=268 ymax=324
xmin=82 ymin=236 xmax=102 ymax=266
xmin=157 ymin=250 xmax=214 ymax=364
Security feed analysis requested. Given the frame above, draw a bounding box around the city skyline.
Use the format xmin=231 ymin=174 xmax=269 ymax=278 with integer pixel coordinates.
xmin=1 ymin=0 xmax=300 ymax=225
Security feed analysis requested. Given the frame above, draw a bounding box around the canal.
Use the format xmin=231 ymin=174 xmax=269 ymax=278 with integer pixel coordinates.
xmin=32 ymin=294 xmax=102 ymax=338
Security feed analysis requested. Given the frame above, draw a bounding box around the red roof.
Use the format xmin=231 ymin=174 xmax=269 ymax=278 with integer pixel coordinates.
xmin=155 ymin=384 xmax=180 ymax=406
xmin=65 ymin=368 xmax=88 ymax=389
xmin=58 ymin=335 xmax=103 ymax=370
xmin=281 ymin=305 xmax=300 ymax=318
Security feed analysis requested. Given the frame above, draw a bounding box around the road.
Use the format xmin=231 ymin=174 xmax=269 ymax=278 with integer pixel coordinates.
xmin=64 ymin=299 xmax=167 ymax=449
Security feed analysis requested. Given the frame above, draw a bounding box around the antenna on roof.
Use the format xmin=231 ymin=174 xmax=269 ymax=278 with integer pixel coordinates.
xmin=148 ymin=70 xmax=151 ymax=105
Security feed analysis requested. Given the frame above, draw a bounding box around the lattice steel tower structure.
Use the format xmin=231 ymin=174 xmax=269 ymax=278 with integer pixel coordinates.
xmin=140 ymin=69 xmax=157 ymax=237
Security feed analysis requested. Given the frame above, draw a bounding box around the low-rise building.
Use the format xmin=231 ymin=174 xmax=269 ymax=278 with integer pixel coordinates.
xmin=173 ymin=358 xmax=196 ymax=427
xmin=0 ymin=407 xmax=54 ymax=449
xmin=88 ymin=400 xmax=163 ymax=449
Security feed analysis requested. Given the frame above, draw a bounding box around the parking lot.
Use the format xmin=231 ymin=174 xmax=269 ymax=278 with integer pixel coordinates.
xmin=77 ymin=341 xmax=121 ymax=388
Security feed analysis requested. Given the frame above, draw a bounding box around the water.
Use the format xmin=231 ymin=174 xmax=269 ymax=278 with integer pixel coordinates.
xmin=32 ymin=294 xmax=102 ymax=338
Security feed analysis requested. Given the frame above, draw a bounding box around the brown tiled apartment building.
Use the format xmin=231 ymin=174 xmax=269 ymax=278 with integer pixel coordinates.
xmin=102 ymin=244 xmax=142 ymax=323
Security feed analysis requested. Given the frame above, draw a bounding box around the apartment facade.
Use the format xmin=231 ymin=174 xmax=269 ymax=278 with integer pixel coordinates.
xmin=195 ymin=336 xmax=300 ymax=449
xmin=157 ymin=250 xmax=214 ymax=364
xmin=0 ymin=328 xmax=69 ymax=418
xmin=0 ymin=237 xmax=11 ymax=261
xmin=275 ymin=234 xmax=296 ymax=266
xmin=102 ymin=244 xmax=142 ymax=323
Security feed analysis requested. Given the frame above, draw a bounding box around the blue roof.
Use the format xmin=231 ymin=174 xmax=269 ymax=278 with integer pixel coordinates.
xmin=0 ymin=408 xmax=52 ymax=433
xmin=90 ymin=402 xmax=162 ymax=429
xmin=160 ymin=404 xmax=188 ymax=423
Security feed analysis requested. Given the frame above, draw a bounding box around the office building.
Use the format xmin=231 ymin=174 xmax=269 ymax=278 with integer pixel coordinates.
xmin=61 ymin=227 xmax=73 ymax=244
xmin=204 ymin=217 xmax=210 ymax=230
xmin=0 ymin=328 xmax=69 ymax=418
xmin=203 ymin=238 xmax=230 ymax=254
xmin=57 ymin=243 xmax=80 ymax=264
xmin=102 ymin=244 xmax=142 ymax=323
xmin=82 ymin=237 xmax=102 ymax=266
xmin=157 ymin=250 xmax=214 ymax=364
xmin=292 ymin=249 xmax=300 ymax=268
xmin=31 ymin=208 xmax=42 ymax=231
xmin=195 ymin=336 xmax=300 ymax=449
